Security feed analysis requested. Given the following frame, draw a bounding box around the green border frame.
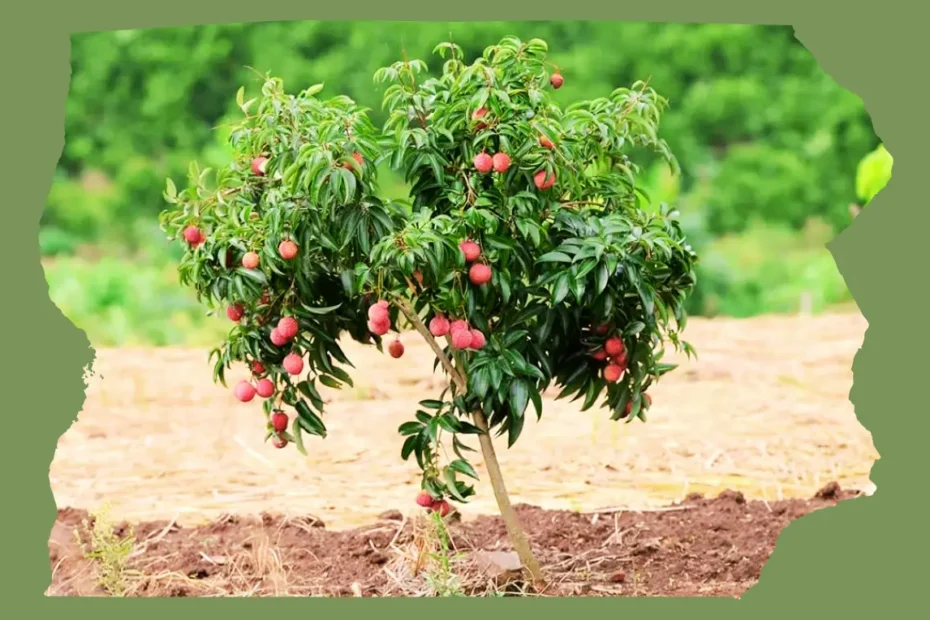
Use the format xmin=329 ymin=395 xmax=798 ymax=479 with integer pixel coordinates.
xmin=4 ymin=0 xmax=921 ymax=614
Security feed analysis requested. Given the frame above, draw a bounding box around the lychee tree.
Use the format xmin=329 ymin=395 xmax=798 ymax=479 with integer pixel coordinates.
xmin=160 ymin=36 xmax=697 ymax=589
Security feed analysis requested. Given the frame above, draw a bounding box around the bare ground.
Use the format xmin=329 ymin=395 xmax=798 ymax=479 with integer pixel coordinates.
xmin=47 ymin=311 xmax=876 ymax=597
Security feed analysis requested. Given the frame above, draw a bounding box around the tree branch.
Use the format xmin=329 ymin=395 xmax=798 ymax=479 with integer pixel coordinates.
xmin=393 ymin=297 xmax=466 ymax=390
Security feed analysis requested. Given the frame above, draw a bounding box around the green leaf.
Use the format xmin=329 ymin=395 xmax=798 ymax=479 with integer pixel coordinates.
xmin=552 ymin=274 xmax=571 ymax=304
xmin=506 ymin=408 xmax=525 ymax=448
xmin=449 ymin=459 xmax=479 ymax=480
xmin=295 ymin=400 xmax=327 ymax=437
xmin=529 ymin=389 xmax=544 ymax=421
xmin=509 ymin=379 xmax=530 ymax=418
xmin=444 ymin=468 xmax=467 ymax=502
xmin=538 ymin=251 xmax=573 ymax=264
xmin=291 ymin=418 xmax=308 ymax=456
xmin=398 ymin=421 xmax=422 ymax=436
xmin=401 ymin=435 xmax=418 ymax=461
xmin=471 ymin=367 xmax=491 ymax=399
xmin=301 ymin=302 xmax=342 ymax=315
xmin=329 ymin=365 xmax=355 ymax=387
xmin=319 ymin=375 xmax=342 ymax=389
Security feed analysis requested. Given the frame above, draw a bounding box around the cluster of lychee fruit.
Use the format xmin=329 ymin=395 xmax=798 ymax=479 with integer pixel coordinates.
xmin=588 ymin=326 xmax=630 ymax=384
xmin=415 ymin=490 xmax=453 ymax=517
xmin=460 ymin=240 xmax=492 ymax=286
xmin=366 ymin=299 xmax=406 ymax=358
xmin=233 ymin=361 xmax=292 ymax=450
xmin=429 ymin=314 xmax=486 ymax=351
xmin=473 ymin=150 xmax=511 ymax=175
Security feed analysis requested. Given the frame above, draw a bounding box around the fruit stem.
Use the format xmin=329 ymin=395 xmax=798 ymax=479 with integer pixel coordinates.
xmin=393 ymin=296 xmax=547 ymax=591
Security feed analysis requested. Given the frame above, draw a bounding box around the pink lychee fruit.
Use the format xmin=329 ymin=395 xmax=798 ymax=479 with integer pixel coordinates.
xmin=282 ymin=353 xmax=304 ymax=376
xmin=234 ymin=380 xmax=257 ymax=402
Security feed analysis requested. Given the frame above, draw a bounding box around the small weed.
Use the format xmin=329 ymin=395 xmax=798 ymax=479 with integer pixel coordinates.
xmin=73 ymin=504 xmax=137 ymax=596
xmin=420 ymin=513 xmax=467 ymax=597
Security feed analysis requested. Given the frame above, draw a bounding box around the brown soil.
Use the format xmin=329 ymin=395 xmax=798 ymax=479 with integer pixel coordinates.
xmin=48 ymin=483 xmax=860 ymax=598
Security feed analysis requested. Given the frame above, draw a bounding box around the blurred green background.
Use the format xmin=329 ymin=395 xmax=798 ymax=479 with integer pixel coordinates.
xmin=43 ymin=21 xmax=885 ymax=347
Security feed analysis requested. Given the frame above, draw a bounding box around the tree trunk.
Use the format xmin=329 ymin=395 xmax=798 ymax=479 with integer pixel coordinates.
xmin=394 ymin=298 xmax=547 ymax=590
xmin=471 ymin=408 xmax=546 ymax=590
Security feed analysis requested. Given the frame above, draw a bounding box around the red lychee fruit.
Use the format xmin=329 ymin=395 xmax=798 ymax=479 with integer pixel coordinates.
xmin=368 ymin=316 xmax=391 ymax=336
xmin=271 ymin=410 xmax=288 ymax=433
xmin=492 ymin=152 xmax=511 ymax=173
xmin=242 ymin=252 xmax=260 ymax=270
xmin=183 ymin=225 xmax=203 ymax=247
xmin=460 ymin=240 xmax=481 ymax=263
xmin=604 ymin=337 xmax=624 ymax=357
xmin=472 ymin=107 xmax=488 ymax=130
xmin=430 ymin=499 xmax=452 ymax=517
xmin=469 ymin=329 xmax=487 ymax=350
xmin=368 ymin=302 xmax=389 ymax=322
xmin=604 ymin=364 xmax=623 ymax=383
xmin=534 ymin=169 xmax=556 ymax=190
xmin=469 ymin=263 xmax=492 ymax=286
xmin=277 ymin=316 xmax=299 ymax=341
xmin=452 ymin=329 xmax=474 ymax=350
xmin=226 ymin=303 xmax=245 ymax=322
xmin=251 ymin=360 xmax=266 ymax=375
xmin=251 ymin=156 xmax=269 ymax=176
xmin=594 ymin=323 xmax=610 ymax=336
xmin=260 ymin=291 xmax=271 ymax=306
xmin=473 ymin=152 xmax=493 ymax=174
xmin=234 ymin=380 xmax=257 ymax=402
xmin=429 ymin=315 xmax=451 ymax=337
xmin=539 ymin=136 xmax=555 ymax=150
xmin=416 ymin=491 xmax=434 ymax=508
xmin=256 ymin=378 xmax=275 ymax=399
xmin=270 ymin=328 xmax=288 ymax=347
xmin=388 ymin=339 xmax=405 ymax=359
xmin=278 ymin=240 xmax=298 ymax=260
xmin=592 ymin=348 xmax=608 ymax=361
xmin=283 ymin=353 xmax=304 ymax=376
xmin=450 ymin=319 xmax=469 ymax=334
xmin=272 ymin=435 xmax=288 ymax=449
xmin=550 ymin=73 xmax=564 ymax=89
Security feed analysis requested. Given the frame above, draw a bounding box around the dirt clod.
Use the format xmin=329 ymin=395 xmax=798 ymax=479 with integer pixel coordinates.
xmin=717 ymin=490 xmax=746 ymax=504
xmin=815 ymin=481 xmax=841 ymax=499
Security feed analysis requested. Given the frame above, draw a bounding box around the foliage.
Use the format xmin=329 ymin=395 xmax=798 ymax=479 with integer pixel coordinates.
xmin=48 ymin=21 xmax=877 ymax=248
xmin=686 ymin=217 xmax=853 ymax=317
xmin=159 ymin=37 xmax=697 ymax=506
xmin=45 ymin=256 xmax=229 ymax=347
xmin=855 ymin=143 xmax=892 ymax=206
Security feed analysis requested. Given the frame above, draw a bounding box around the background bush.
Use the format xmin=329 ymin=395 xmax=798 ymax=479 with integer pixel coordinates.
xmin=43 ymin=21 xmax=877 ymax=346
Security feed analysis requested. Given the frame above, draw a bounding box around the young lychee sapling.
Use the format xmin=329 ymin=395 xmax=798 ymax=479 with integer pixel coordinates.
xmin=160 ymin=37 xmax=697 ymax=591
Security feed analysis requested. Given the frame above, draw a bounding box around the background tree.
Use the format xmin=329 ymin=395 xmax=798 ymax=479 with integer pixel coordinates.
xmin=160 ymin=36 xmax=697 ymax=588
